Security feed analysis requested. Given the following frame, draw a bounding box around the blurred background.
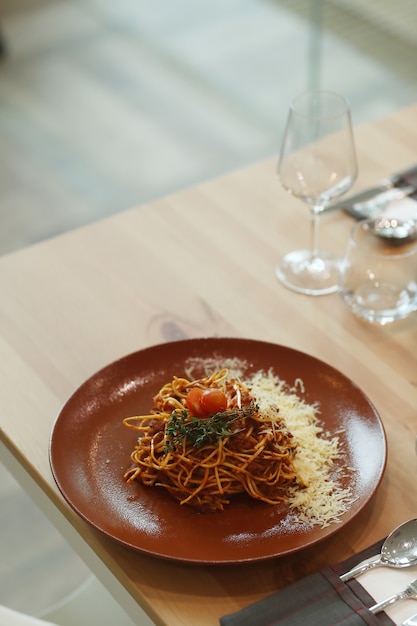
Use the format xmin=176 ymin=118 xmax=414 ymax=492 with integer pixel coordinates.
xmin=1 ymin=1 xmax=417 ymax=623
xmin=0 ymin=0 xmax=416 ymax=256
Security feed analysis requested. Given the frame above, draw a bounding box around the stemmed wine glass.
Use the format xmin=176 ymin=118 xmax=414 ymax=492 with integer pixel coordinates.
xmin=276 ymin=90 xmax=358 ymax=295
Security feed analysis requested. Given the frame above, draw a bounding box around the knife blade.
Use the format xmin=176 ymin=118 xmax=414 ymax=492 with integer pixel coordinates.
xmin=325 ymin=183 xmax=416 ymax=218
xmin=324 ymin=162 xmax=417 ymax=217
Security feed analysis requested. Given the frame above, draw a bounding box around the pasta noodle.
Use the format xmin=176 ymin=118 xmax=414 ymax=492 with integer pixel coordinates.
xmin=123 ymin=369 xmax=304 ymax=512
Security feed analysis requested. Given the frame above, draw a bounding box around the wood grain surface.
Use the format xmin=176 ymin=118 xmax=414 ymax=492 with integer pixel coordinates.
xmin=1 ymin=104 xmax=417 ymax=625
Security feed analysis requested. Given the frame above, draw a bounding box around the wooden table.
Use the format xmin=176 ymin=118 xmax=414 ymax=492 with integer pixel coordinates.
xmin=2 ymin=103 xmax=417 ymax=626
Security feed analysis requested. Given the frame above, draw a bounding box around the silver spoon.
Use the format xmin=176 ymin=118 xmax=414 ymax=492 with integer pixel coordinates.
xmin=370 ymin=216 xmax=417 ymax=242
xmin=370 ymin=577 xmax=417 ymax=614
xmin=341 ymin=518 xmax=417 ymax=582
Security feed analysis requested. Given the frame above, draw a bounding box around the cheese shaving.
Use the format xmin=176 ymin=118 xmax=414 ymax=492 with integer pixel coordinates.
xmin=247 ymin=369 xmax=354 ymax=527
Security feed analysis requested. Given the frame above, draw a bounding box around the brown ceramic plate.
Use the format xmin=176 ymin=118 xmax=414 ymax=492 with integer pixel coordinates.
xmin=49 ymin=337 xmax=386 ymax=564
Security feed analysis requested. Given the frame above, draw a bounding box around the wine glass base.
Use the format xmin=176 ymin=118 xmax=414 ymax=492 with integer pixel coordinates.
xmin=276 ymin=249 xmax=341 ymax=296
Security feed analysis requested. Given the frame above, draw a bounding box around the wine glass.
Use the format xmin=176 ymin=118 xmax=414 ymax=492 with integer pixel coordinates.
xmin=276 ymin=89 xmax=358 ymax=295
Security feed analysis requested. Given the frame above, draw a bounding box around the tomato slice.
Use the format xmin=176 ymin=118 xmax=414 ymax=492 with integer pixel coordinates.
xmin=185 ymin=387 xmax=206 ymax=416
xmin=200 ymin=388 xmax=228 ymax=415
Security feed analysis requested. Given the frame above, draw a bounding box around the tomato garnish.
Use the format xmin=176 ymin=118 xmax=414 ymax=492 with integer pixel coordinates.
xmin=185 ymin=387 xmax=206 ymax=416
xmin=186 ymin=387 xmax=228 ymax=417
xmin=200 ymin=388 xmax=228 ymax=415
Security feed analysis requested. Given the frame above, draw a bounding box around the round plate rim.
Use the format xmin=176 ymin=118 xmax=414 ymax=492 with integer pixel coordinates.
xmin=49 ymin=337 xmax=387 ymax=564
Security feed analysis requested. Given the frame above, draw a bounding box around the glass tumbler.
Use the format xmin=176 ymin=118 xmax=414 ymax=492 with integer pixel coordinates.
xmin=339 ymin=219 xmax=417 ymax=324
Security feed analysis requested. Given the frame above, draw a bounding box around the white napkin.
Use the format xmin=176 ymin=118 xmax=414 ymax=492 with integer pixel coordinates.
xmin=356 ymin=559 xmax=417 ymax=625
xmin=380 ymin=197 xmax=417 ymax=220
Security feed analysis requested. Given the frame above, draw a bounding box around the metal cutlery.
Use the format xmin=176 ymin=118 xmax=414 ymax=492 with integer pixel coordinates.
xmin=327 ymin=183 xmax=415 ymax=218
xmin=325 ymin=161 xmax=417 ymax=218
xmin=341 ymin=518 xmax=417 ymax=582
xmin=369 ymin=578 xmax=417 ymax=614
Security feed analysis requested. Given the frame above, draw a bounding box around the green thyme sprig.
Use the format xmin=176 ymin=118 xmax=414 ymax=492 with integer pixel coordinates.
xmin=164 ymin=404 xmax=258 ymax=452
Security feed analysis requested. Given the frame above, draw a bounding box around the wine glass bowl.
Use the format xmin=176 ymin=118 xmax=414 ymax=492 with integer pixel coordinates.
xmin=276 ymin=90 xmax=358 ymax=295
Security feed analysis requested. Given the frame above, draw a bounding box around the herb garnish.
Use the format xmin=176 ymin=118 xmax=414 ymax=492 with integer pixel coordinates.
xmin=164 ymin=404 xmax=257 ymax=452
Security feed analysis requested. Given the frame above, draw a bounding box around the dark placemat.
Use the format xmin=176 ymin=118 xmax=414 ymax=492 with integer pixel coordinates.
xmin=220 ymin=539 xmax=395 ymax=626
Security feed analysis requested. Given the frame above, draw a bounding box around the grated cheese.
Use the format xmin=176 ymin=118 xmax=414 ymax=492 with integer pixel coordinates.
xmin=247 ymin=369 xmax=354 ymax=528
xmin=185 ymin=356 xmax=248 ymax=380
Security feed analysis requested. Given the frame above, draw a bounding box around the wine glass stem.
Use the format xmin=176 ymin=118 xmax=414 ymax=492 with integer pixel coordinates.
xmin=310 ymin=205 xmax=322 ymax=262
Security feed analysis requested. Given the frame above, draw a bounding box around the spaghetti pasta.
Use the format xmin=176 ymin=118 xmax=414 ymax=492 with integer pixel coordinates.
xmin=123 ymin=369 xmax=303 ymax=512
